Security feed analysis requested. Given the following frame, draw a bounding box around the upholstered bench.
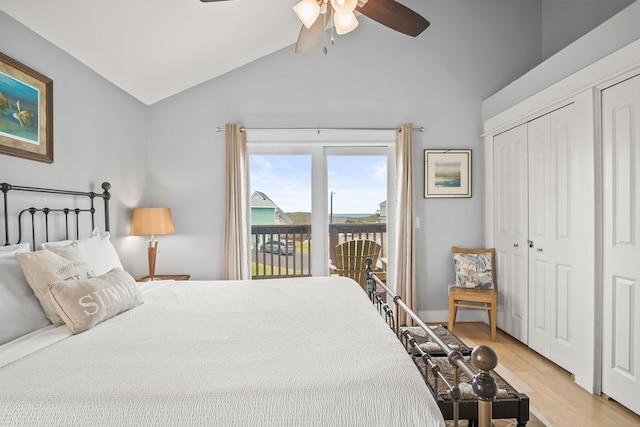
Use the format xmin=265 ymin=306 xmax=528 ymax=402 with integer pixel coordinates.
xmin=402 ymin=327 xmax=530 ymax=426
xmin=400 ymin=325 xmax=472 ymax=356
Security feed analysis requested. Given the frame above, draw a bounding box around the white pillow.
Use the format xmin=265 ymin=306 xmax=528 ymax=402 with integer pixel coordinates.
xmin=0 ymin=242 xmax=30 ymax=257
xmin=0 ymin=255 xmax=51 ymax=346
xmin=40 ymin=228 xmax=123 ymax=276
xmin=16 ymin=243 xmax=96 ymax=326
xmin=79 ymin=231 xmax=124 ymax=276
xmin=48 ymin=268 xmax=142 ymax=334
xmin=38 ymin=227 xmax=100 ymax=250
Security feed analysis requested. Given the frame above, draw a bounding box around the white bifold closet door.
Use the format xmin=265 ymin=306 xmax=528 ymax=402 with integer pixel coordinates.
xmin=493 ymin=104 xmax=586 ymax=373
xmin=494 ymin=124 xmax=529 ymax=343
xmin=602 ymin=73 xmax=640 ymax=416
xmin=526 ymin=106 xmax=583 ymax=372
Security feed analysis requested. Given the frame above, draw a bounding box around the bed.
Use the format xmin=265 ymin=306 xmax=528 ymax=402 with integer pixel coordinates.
xmin=0 ymin=182 xmax=446 ymax=426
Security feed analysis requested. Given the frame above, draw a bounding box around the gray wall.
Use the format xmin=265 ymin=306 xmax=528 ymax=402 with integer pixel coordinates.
xmin=146 ymin=0 xmax=542 ymax=317
xmin=541 ymin=0 xmax=633 ymax=61
xmin=484 ymin=0 xmax=640 ymax=120
xmin=2 ymin=0 xmax=635 ymax=318
xmin=0 ymin=12 xmax=148 ymax=270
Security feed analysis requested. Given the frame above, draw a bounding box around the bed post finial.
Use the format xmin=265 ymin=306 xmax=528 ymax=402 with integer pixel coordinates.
xmin=102 ymin=182 xmax=111 ymax=232
xmin=471 ymin=345 xmax=498 ymax=427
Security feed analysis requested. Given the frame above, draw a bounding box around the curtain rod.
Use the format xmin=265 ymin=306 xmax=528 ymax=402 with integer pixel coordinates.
xmin=215 ymin=126 xmax=424 ymax=133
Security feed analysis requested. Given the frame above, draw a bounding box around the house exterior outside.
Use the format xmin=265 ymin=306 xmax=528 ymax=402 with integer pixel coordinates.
xmin=250 ymin=191 xmax=294 ymax=248
xmin=250 ymin=191 xmax=293 ymax=226
xmin=377 ymin=200 xmax=386 ymax=223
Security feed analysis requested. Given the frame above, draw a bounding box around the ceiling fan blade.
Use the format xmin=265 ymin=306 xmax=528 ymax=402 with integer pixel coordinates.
xmin=356 ymin=0 xmax=429 ymax=37
xmin=200 ymin=0 xmax=232 ymax=2
xmin=295 ymin=12 xmax=330 ymax=54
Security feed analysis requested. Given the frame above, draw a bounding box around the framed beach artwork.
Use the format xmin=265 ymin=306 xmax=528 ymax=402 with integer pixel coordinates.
xmin=424 ymin=149 xmax=471 ymax=198
xmin=0 ymin=52 xmax=53 ymax=163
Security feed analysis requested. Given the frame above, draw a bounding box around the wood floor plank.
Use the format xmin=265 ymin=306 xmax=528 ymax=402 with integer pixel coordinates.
xmin=447 ymin=322 xmax=640 ymax=426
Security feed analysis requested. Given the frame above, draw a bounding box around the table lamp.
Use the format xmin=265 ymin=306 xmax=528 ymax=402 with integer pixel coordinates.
xmin=131 ymin=207 xmax=174 ymax=280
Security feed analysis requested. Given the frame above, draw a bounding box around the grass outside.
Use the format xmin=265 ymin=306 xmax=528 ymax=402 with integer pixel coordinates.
xmin=252 ymin=263 xmax=298 ymax=276
xmin=296 ymin=240 xmax=310 ymax=254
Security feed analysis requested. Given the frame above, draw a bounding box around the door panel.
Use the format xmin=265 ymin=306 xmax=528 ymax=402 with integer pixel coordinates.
xmin=602 ymin=73 xmax=640 ymax=416
xmin=555 ymin=264 xmax=571 ymax=345
xmin=527 ymin=105 xmax=580 ymax=371
xmin=494 ymin=124 xmax=529 ymax=343
xmin=549 ymin=106 xmax=580 ymax=370
xmin=528 ymin=114 xmax=552 ymax=355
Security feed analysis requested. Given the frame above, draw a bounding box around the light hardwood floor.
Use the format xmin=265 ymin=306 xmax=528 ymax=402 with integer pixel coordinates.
xmin=448 ymin=322 xmax=640 ymax=427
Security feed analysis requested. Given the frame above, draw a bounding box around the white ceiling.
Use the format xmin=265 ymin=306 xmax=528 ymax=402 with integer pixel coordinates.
xmin=1 ymin=0 xmax=630 ymax=105
xmin=0 ymin=0 xmax=303 ymax=105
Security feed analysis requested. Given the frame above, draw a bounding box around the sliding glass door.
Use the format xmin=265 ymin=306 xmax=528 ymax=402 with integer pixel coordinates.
xmin=247 ymin=130 xmax=395 ymax=281
xmin=326 ymin=151 xmax=389 ymax=273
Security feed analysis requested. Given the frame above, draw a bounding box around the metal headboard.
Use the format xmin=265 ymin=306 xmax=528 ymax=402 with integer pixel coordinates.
xmin=1 ymin=182 xmax=111 ymax=249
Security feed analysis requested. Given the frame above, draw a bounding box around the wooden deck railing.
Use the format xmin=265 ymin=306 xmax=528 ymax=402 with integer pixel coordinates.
xmin=251 ymin=223 xmax=386 ymax=279
xmin=252 ymin=224 xmax=311 ymax=279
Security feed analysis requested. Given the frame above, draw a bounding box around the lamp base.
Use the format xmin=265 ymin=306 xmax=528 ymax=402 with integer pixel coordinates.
xmin=147 ymin=245 xmax=158 ymax=280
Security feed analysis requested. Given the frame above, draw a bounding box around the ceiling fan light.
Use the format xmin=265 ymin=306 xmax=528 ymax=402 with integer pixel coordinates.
xmin=334 ymin=11 xmax=358 ymax=35
xmin=330 ymin=0 xmax=358 ymax=14
xmin=294 ymin=0 xmax=321 ymax=29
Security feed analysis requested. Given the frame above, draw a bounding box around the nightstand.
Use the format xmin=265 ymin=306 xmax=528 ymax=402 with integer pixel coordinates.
xmin=137 ymin=274 xmax=191 ymax=281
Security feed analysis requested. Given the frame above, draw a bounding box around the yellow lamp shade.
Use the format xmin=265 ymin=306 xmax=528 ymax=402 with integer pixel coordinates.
xmin=131 ymin=208 xmax=174 ymax=236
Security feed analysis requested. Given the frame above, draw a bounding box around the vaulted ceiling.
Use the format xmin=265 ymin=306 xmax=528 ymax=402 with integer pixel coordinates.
xmin=0 ymin=0 xmax=632 ymax=105
xmin=1 ymin=0 xmax=303 ymax=105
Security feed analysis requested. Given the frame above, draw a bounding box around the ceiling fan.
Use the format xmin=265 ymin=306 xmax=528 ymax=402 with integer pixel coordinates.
xmin=200 ymin=0 xmax=430 ymax=54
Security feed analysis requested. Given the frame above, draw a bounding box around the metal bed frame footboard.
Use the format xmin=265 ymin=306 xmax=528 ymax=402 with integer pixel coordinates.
xmin=365 ymin=258 xmax=499 ymax=427
xmin=1 ymin=182 xmax=111 ymax=248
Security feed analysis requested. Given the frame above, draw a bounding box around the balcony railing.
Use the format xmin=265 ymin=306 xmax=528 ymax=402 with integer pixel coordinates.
xmin=252 ymin=224 xmax=311 ymax=279
xmin=327 ymin=223 xmax=387 ymax=263
xmin=251 ymin=223 xmax=387 ymax=279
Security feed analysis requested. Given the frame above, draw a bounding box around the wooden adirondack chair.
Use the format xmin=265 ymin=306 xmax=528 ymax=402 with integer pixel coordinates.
xmin=330 ymin=239 xmax=386 ymax=291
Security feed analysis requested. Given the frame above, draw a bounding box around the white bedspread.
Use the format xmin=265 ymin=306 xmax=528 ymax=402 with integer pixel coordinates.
xmin=0 ymin=277 xmax=445 ymax=426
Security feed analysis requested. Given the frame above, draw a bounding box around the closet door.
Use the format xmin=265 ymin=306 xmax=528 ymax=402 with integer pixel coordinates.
xmin=602 ymin=74 xmax=640 ymax=416
xmin=493 ymin=124 xmax=529 ymax=343
xmin=527 ymin=105 xmax=582 ymax=371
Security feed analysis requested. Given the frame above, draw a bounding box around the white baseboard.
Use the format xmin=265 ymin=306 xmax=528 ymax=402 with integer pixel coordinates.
xmin=417 ymin=309 xmax=489 ymax=325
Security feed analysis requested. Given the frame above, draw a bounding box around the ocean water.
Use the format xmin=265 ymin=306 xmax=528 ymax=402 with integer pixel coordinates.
xmin=435 ymin=179 xmax=461 ymax=188
xmin=332 ymin=213 xmax=375 ymax=217
xmin=0 ymin=71 xmax=40 ymax=144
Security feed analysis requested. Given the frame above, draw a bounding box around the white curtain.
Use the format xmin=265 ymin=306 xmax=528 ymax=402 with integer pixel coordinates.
xmin=394 ymin=123 xmax=416 ymax=325
xmin=222 ymin=123 xmax=250 ymax=280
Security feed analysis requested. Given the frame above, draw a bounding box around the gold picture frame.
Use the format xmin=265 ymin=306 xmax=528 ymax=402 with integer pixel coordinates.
xmin=424 ymin=149 xmax=472 ymax=198
xmin=0 ymin=52 xmax=53 ymax=163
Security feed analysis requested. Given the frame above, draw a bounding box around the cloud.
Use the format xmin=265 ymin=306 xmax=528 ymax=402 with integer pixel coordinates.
xmin=250 ymin=154 xmax=387 ymax=214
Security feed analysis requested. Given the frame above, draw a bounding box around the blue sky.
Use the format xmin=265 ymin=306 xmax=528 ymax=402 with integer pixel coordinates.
xmin=249 ymin=155 xmax=387 ymax=214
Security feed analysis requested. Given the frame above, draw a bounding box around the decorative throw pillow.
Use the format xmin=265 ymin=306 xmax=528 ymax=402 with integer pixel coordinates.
xmin=48 ymin=268 xmax=142 ymax=334
xmin=16 ymin=243 xmax=96 ymax=326
xmin=40 ymin=228 xmax=123 ymax=276
xmin=452 ymin=252 xmax=494 ymax=289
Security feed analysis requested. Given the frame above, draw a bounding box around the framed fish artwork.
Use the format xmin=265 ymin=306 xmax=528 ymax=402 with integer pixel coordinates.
xmin=0 ymin=51 xmax=53 ymax=163
xmin=424 ymin=149 xmax=472 ymax=198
